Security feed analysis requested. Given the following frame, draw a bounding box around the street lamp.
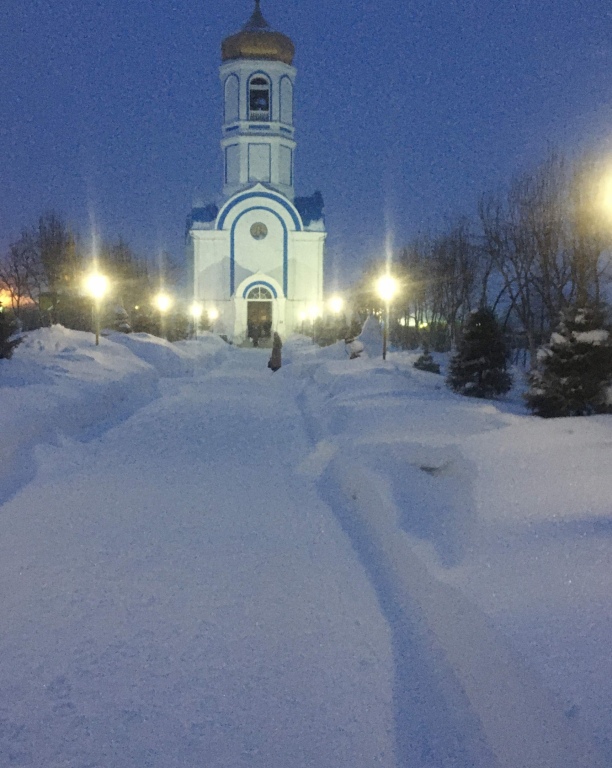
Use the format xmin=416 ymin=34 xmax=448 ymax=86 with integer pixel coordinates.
xmin=190 ymin=301 xmax=202 ymax=339
xmin=308 ymin=304 xmax=321 ymax=344
xmin=376 ymin=274 xmax=398 ymax=360
xmin=84 ymin=272 xmax=109 ymax=345
xmin=154 ymin=292 xmax=173 ymax=339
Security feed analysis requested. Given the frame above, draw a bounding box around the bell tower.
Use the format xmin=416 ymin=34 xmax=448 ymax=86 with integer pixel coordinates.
xmin=220 ymin=0 xmax=296 ymax=199
xmin=188 ymin=0 xmax=326 ymax=345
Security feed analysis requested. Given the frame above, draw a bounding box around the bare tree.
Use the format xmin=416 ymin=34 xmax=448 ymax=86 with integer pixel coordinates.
xmin=480 ymin=150 xmax=612 ymax=367
xmin=0 ymin=236 xmax=43 ymax=314
xmin=429 ymin=219 xmax=479 ymax=346
xmin=98 ymin=238 xmax=152 ymax=312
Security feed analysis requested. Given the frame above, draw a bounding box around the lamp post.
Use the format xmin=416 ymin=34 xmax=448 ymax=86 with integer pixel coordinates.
xmin=207 ymin=307 xmax=219 ymax=330
xmin=327 ymin=295 xmax=344 ymax=344
xmin=154 ymin=292 xmax=173 ymax=339
xmin=84 ymin=272 xmax=109 ymax=345
xmin=376 ymin=274 xmax=398 ymax=360
xmin=190 ymin=302 xmax=202 ymax=339
xmin=308 ymin=304 xmax=320 ymax=344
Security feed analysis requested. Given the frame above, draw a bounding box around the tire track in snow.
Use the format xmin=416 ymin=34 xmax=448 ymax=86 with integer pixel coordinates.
xmin=294 ymin=377 xmax=491 ymax=766
xmin=294 ymin=363 xmax=607 ymax=768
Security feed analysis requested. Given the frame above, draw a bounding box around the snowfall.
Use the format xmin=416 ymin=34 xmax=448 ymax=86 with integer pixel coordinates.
xmin=1 ymin=323 xmax=612 ymax=768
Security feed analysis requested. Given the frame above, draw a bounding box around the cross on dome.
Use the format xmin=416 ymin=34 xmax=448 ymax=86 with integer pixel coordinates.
xmin=244 ymin=0 xmax=269 ymax=31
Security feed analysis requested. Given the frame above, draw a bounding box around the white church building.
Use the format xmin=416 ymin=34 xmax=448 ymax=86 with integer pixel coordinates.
xmin=187 ymin=0 xmax=326 ymax=344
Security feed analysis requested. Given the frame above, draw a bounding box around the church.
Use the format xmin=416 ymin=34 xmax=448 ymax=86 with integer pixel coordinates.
xmin=187 ymin=1 xmax=326 ymax=344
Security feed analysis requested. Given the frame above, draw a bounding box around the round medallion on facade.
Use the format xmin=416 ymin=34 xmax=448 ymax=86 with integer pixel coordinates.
xmin=250 ymin=222 xmax=268 ymax=240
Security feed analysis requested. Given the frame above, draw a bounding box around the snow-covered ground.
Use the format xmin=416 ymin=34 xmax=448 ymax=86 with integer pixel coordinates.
xmin=1 ymin=326 xmax=611 ymax=767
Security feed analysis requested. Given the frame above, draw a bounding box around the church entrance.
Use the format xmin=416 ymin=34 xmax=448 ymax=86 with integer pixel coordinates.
xmin=246 ymin=286 xmax=274 ymax=346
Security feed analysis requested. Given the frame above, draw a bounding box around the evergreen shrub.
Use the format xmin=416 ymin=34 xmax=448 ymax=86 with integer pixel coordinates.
xmin=525 ymin=304 xmax=612 ymax=417
xmin=0 ymin=311 xmax=22 ymax=359
xmin=447 ymin=307 xmax=511 ymax=398
xmin=413 ymin=345 xmax=440 ymax=374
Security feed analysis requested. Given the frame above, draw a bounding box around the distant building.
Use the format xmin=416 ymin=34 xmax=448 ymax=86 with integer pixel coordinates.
xmin=187 ymin=0 xmax=326 ymax=344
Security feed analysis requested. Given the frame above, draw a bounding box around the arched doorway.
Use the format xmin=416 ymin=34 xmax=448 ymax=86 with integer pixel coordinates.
xmin=246 ymin=285 xmax=273 ymax=344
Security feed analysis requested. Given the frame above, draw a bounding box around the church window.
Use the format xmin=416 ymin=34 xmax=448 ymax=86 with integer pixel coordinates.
xmin=249 ymin=76 xmax=270 ymax=121
xmin=247 ymin=286 xmax=273 ymax=300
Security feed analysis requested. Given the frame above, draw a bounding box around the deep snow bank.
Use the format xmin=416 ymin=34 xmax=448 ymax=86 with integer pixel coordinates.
xmin=0 ymin=327 xmax=227 ymax=505
xmin=291 ymin=346 xmax=610 ymax=767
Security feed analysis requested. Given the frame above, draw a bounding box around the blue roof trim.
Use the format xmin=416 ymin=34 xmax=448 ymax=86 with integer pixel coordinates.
xmin=242 ymin=280 xmax=278 ymax=299
xmin=186 ymin=202 xmax=220 ymax=238
xmin=294 ymin=191 xmax=324 ymax=227
xmin=190 ymin=203 xmax=219 ymax=224
xmin=218 ymin=190 xmax=302 ymax=231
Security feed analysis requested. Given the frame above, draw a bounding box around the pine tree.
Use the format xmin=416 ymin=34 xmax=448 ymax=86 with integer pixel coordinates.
xmin=0 ymin=310 xmax=22 ymax=359
xmin=447 ymin=307 xmax=512 ymax=398
xmin=525 ymin=304 xmax=612 ymax=417
xmin=413 ymin=343 xmax=440 ymax=374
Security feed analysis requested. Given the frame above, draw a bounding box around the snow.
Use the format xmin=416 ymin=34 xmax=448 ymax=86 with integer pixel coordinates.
xmin=574 ymin=329 xmax=610 ymax=345
xmin=1 ymin=327 xmax=611 ymax=766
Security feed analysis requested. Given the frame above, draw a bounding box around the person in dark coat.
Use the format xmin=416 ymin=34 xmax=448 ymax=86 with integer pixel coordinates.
xmin=268 ymin=332 xmax=282 ymax=371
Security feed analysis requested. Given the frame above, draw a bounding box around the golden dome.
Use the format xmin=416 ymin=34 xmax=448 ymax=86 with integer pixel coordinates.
xmin=221 ymin=1 xmax=295 ymax=65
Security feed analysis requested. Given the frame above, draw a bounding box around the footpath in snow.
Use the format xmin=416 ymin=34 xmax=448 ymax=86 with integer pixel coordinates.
xmin=1 ymin=334 xmax=394 ymax=766
xmin=1 ymin=327 xmax=611 ymax=767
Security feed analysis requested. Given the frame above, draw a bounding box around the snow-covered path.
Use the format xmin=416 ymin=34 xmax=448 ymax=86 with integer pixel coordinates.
xmin=2 ymin=336 xmax=610 ymax=767
xmin=1 ymin=349 xmax=396 ymax=767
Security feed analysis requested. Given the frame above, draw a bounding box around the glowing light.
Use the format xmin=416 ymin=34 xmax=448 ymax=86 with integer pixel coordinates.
xmin=84 ymin=272 xmax=109 ymax=301
xmin=308 ymin=304 xmax=321 ymax=320
xmin=328 ymin=295 xmax=344 ymax=314
xmin=598 ymin=171 xmax=612 ymax=216
xmin=299 ymin=311 xmax=307 ymax=321
xmin=155 ymin=292 xmax=172 ymax=313
xmin=190 ymin=302 xmax=203 ymax=319
xmin=208 ymin=307 xmax=219 ymax=321
xmin=376 ymin=274 xmax=398 ymax=303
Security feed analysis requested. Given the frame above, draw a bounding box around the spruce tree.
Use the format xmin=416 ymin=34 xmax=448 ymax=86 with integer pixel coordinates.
xmin=0 ymin=310 xmax=22 ymax=360
xmin=525 ymin=304 xmax=612 ymax=417
xmin=447 ymin=307 xmax=512 ymax=398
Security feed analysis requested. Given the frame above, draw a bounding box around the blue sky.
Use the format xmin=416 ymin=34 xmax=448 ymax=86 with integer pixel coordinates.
xmin=2 ymin=0 xmax=612 ymax=288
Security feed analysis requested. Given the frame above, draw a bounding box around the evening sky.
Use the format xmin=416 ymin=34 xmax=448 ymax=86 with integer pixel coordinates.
xmin=2 ymin=0 xmax=611 ymax=288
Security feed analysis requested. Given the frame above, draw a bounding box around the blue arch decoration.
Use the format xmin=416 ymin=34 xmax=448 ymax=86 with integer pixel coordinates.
xmin=279 ymin=75 xmax=294 ymax=125
xmin=229 ymin=206 xmax=288 ymax=297
xmin=242 ymin=280 xmax=278 ymax=299
xmin=223 ymin=73 xmax=240 ymax=123
xmin=217 ymin=190 xmax=302 ymax=231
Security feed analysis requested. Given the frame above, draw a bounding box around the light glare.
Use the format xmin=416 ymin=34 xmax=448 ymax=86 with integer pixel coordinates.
xmin=328 ymin=295 xmax=344 ymax=314
xmin=155 ymin=293 xmax=172 ymax=313
xmin=84 ymin=272 xmax=109 ymax=301
xmin=376 ymin=274 xmax=398 ymax=302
